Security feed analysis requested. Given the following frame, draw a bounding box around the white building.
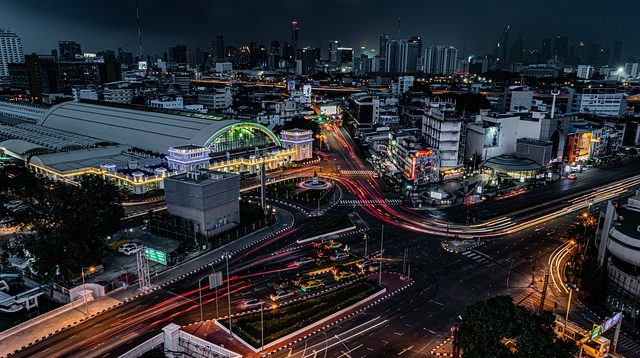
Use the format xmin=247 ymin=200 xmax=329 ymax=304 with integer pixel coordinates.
xmin=104 ymin=87 xmax=134 ymax=104
xmin=502 ymin=86 xmax=533 ymax=113
xmin=373 ymin=96 xmax=399 ymax=125
xmin=421 ymin=100 xmax=462 ymax=168
xmin=215 ymin=62 xmax=233 ymax=73
xmin=197 ymin=87 xmax=232 ymax=110
xmin=392 ymin=76 xmax=414 ymax=95
xmin=279 ymin=129 xmax=313 ymax=161
xmin=576 ymin=65 xmax=594 ymax=79
xmin=567 ymin=87 xmax=626 ymax=117
xmin=72 ymin=88 xmax=99 ymax=101
xmin=0 ymin=29 xmax=24 ymax=84
xmin=150 ymin=96 xmax=184 ymax=109
xmin=624 ymin=63 xmax=639 ymax=79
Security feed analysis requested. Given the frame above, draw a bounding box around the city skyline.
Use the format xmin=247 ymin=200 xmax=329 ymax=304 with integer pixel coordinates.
xmin=2 ymin=0 xmax=639 ymax=60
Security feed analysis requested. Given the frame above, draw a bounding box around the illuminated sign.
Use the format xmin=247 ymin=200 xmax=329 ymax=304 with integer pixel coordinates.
xmin=589 ymin=325 xmax=602 ymax=341
xmin=144 ymin=247 xmax=167 ymax=265
xmin=602 ymin=312 xmax=622 ymax=333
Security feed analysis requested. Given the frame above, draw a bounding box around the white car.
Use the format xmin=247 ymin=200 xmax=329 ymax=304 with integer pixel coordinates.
xmin=293 ymin=257 xmax=315 ymax=266
xmin=0 ymin=217 xmax=14 ymax=228
xmin=118 ymin=243 xmax=141 ymax=256
xmin=270 ymin=290 xmax=295 ymax=302
xmin=238 ymin=298 xmax=264 ymax=310
xmin=330 ymin=252 xmax=350 ymax=262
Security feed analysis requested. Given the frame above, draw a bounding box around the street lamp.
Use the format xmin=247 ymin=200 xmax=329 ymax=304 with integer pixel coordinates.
xmin=81 ymin=266 xmax=95 ymax=315
xmin=222 ymin=251 xmax=233 ymax=338
xmin=564 ymin=283 xmax=578 ymax=338
xmin=260 ymin=301 xmax=265 ymax=351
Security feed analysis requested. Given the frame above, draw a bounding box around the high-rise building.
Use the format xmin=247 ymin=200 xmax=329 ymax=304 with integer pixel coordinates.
xmin=576 ymin=65 xmax=594 ymax=79
xmin=329 ymin=40 xmax=340 ymax=63
xmin=291 ymin=20 xmax=300 ymax=51
xmin=118 ymin=48 xmax=133 ymax=66
xmin=9 ymin=54 xmax=59 ymax=102
xmin=612 ymin=41 xmax=623 ymax=66
xmin=398 ymin=38 xmax=420 ymax=73
xmin=213 ymin=35 xmax=225 ymax=60
xmin=296 ymin=47 xmax=316 ymax=75
xmin=575 ymin=41 xmax=586 ymax=65
xmin=168 ymin=44 xmax=188 ymax=65
xmin=541 ymin=38 xmax=552 ymax=62
xmin=385 ymin=40 xmax=399 ymax=73
xmin=509 ymin=37 xmax=524 ymax=63
xmin=58 ymin=40 xmax=82 ymax=61
xmin=0 ymin=29 xmax=24 ymax=84
xmin=336 ymin=47 xmax=353 ymax=65
xmin=423 ymin=45 xmax=457 ymax=74
xmin=495 ymin=25 xmax=509 ymax=65
xmin=553 ymin=36 xmax=568 ymax=62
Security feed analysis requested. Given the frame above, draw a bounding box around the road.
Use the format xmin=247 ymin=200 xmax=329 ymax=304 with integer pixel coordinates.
xmin=13 ymin=125 xmax=640 ymax=357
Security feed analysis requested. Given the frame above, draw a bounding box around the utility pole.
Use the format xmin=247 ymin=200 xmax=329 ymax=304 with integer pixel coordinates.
xmin=539 ymin=268 xmax=549 ymax=314
xmin=402 ymin=247 xmax=408 ymax=276
xmin=260 ymin=160 xmax=266 ymax=215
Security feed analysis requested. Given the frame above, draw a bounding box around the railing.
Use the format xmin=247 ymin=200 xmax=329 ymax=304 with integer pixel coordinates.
xmin=117 ymin=333 xmax=163 ymax=358
xmin=178 ymin=331 xmax=242 ymax=358
xmin=0 ymin=296 xmax=93 ymax=341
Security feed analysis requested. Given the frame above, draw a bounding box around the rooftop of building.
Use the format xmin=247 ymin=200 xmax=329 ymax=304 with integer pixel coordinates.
xmin=482 ymin=154 xmax=542 ymax=172
xmin=166 ymin=169 xmax=238 ymax=185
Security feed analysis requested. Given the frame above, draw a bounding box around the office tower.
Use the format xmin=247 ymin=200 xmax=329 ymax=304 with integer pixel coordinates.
xmin=385 ymin=40 xmax=399 ymax=72
xmin=0 ymin=29 xmax=24 ymax=83
xmin=118 ymin=47 xmax=133 ymax=66
xmin=379 ymin=34 xmax=389 ymax=58
xmin=336 ymin=47 xmax=353 ymax=65
xmin=553 ymin=36 xmax=568 ymax=62
xmin=59 ymin=40 xmax=82 ymax=61
xmin=168 ymin=44 xmax=188 ymax=64
xmin=296 ymin=47 xmax=316 ymax=75
xmin=612 ymin=41 xmax=623 ymax=65
xmin=588 ymin=44 xmax=600 ymax=65
xmin=291 ymin=20 xmax=300 ymax=51
xmin=51 ymin=49 xmax=58 ymax=61
xmin=495 ymin=25 xmax=509 ymax=63
xmin=409 ymin=36 xmax=422 ymax=55
xmin=509 ymin=37 xmax=524 ymax=63
xmin=329 ymin=40 xmax=341 ymax=63
xmin=541 ymin=38 xmax=552 ymax=62
xmin=398 ymin=38 xmax=420 ymax=73
xmin=423 ymin=45 xmax=457 ymax=74
xmin=213 ymin=35 xmax=225 ymax=60
xmin=576 ymin=41 xmax=586 ymax=64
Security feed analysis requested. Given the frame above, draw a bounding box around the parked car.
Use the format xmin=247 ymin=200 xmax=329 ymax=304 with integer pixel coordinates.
xmin=118 ymin=243 xmax=141 ymax=256
xmin=333 ymin=270 xmax=356 ymax=281
xmin=567 ymin=174 xmax=577 ymax=180
xmin=237 ymin=298 xmax=264 ymax=310
xmin=270 ymin=290 xmax=295 ymax=302
xmin=330 ymin=252 xmax=350 ymax=262
xmin=300 ymin=280 xmax=325 ymax=293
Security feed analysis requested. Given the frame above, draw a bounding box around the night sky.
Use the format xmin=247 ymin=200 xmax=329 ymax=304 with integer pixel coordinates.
xmin=2 ymin=0 xmax=639 ymax=60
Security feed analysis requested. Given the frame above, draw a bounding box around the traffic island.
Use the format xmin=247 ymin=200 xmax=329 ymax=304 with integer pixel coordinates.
xmin=182 ymin=273 xmax=413 ymax=357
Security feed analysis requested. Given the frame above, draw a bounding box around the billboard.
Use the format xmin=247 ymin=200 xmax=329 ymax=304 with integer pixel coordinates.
xmin=484 ymin=126 xmax=500 ymax=148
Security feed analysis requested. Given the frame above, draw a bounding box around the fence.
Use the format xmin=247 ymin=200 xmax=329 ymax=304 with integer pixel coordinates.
xmin=117 ymin=333 xmax=163 ymax=358
xmin=0 ymin=296 xmax=93 ymax=341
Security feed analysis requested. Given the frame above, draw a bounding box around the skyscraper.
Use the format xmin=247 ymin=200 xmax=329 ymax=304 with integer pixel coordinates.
xmin=423 ymin=45 xmax=457 ymax=74
xmin=291 ymin=20 xmax=300 ymax=51
xmin=541 ymin=38 xmax=552 ymax=62
xmin=495 ymin=25 xmax=509 ymax=64
xmin=58 ymin=41 xmax=82 ymax=61
xmin=398 ymin=38 xmax=420 ymax=73
xmin=612 ymin=41 xmax=623 ymax=65
xmin=0 ymin=29 xmax=24 ymax=83
xmin=329 ymin=40 xmax=341 ymax=63
xmin=509 ymin=37 xmax=524 ymax=63
xmin=213 ymin=35 xmax=225 ymax=60
xmin=379 ymin=34 xmax=389 ymax=58
xmin=553 ymin=36 xmax=568 ymax=62
xmin=385 ymin=40 xmax=398 ymax=73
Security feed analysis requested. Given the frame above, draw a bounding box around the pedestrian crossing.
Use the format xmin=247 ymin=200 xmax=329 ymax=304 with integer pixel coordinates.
xmin=611 ymin=333 xmax=640 ymax=354
xmin=337 ymin=199 xmax=403 ymax=206
xmin=340 ymin=170 xmax=376 ymax=176
xmin=460 ymin=249 xmax=495 ymax=267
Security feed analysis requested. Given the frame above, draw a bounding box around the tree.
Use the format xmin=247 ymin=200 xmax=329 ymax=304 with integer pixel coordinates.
xmin=456 ymin=296 xmax=577 ymax=358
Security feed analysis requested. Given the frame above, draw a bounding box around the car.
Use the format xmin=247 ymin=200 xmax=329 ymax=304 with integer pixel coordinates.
xmin=237 ymin=298 xmax=264 ymax=310
xmin=300 ymin=280 xmax=325 ymax=293
xmin=323 ymin=240 xmax=343 ymax=250
xmin=333 ymin=270 xmax=356 ymax=281
xmin=292 ymin=257 xmax=315 ymax=266
xmin=273 ymin=280 xmax=290 ymax=290
xmin=0 ymin=217 xmax=14 ymax=228
xmin=330 ymin=252 xmax=350 ymax=262
xmin=567 ymin=174 xmax=578 ymax=180
xmin=118 ymin=243 xmax=141 ymax=256
xmin=311 ymin=239 xmax=330 ymax=248
xmin=270 ymin=290 xmax=295 ymax=302
xmin=118 ymin=272 xmax=138 ymax=284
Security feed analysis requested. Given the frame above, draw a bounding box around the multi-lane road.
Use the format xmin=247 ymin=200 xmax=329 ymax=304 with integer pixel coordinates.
xmin=13 ymin=125 xmax=640 ymax=357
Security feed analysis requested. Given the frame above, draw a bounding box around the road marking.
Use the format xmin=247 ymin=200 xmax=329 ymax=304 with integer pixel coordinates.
xmin=428 ymin=299 xmax=444 ymax=306
xmin=398 ymin=346 xmax=414 ymax=355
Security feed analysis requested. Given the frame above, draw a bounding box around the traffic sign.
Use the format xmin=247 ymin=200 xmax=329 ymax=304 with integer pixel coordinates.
xmin=209 ymin=271 xmax=223 ymax=289
xmin=602 ymin=312 xmax=623 ymax=333
xmin=144 ymin=247 xmax=167 ymax=265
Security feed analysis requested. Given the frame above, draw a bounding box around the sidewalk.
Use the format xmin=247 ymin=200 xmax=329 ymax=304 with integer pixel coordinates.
xmin=0 ymin=296 xmax=120 ymax=358
xmin=0 ymin=208 xmax=295 ymax=357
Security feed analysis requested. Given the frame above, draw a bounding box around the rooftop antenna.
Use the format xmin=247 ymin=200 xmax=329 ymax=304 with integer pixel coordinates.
xmin=396 ymin=17 xmax=401 ymax=40
xmin=136 ymin=0 xmax=143 ymax=59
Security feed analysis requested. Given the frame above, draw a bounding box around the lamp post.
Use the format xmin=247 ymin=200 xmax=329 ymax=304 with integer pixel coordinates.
xmin=198 ymin=275 xmax=207 ymax=321
xmin=363 ymin=234 xmax=368 ymax=258
xmin=81 ymin=266 xmax=95 ymax=315
xmin=260 ymin=301 xmax=265 ymax=351
xmin=222 ymin=252 xmax=233 ymax=338
xmin=564 ymin=283 xmax=578 ymax=338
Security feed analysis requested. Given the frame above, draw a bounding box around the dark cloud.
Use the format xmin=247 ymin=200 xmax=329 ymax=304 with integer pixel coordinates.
xmin=1 ymin=0 xmax=639 ymax=59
